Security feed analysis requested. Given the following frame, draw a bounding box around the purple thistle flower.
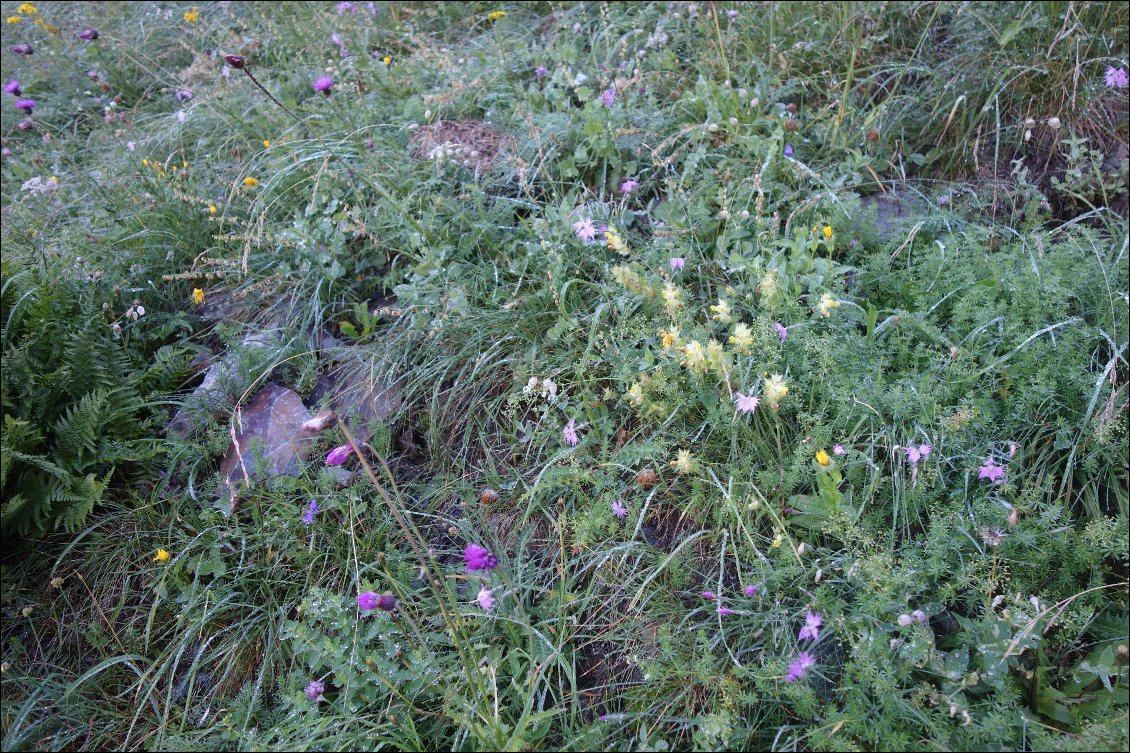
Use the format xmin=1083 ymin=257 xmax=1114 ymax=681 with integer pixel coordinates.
xmin=4 ymin=80 xmax=21 ymax=96
xmin=611 ymin=499 xmax=628 ymax=520
xmin=16 ymin=119 xmax=32 ymax=131
xmin=336 ymin=1 xmax=356 ymax=13
xmin=563 ymin=418 xmax=579 ymax=447
xmin=78 ymin=28 xmax=100 ymax=41
xmin=832 ymin=443 xmax=846 ymax=456
xmin=535 ymin=66 xmax=547 ymax=79
xmin=325 ymin=444 xmax=354 ymax=466
xmin=798 ymin=611 xmax=822 ymax=641
xmin=783 ymin=144 xmax=794 ymax=158
xmin=357 ymin=591 xmax=379 ymax=611
xmin=743 ymin=584 xmax=758 ymax=596
xmin=700 ymin=591 xmax=717 ymax=600
xmin=785 ymin=651 xmax=816 ymax=682
xmin=572 ymin=217 xmax=597 ymax=242
xmin=977 ymin=460 xmax=1006 ymax=484
xmin=175 ymin=89 xmax=193 ymax=102
xmin=727 ymin=9 xmax=739 ymax=20
xmin=773 ymin=322 xmax=788 ymax=342
xmin=734 ymin=392 xmax=760 ymax=414
xmin=918 ymin=443 xmax=932 ymax=459
xmin=364 ymin=138 xmax=374 ymax=150
xmin=313 ymin=76 xmax=334 ymax=95
xmin=305 ymin=679 xmax=326 ymax=701
xmin=476 ymin=586 xmax=494 ymax=611
xmin=669 ymin=257 xmax=685 ymax=272
xmin=375 ymin=593 xmax=397 ymax=612
xmin=1104 ymin=66 xmax=1129 ymax=89
xmin=12 ymin=44 xmax=34 ymax=56
xmin=301 ymin=500 xmax=319 ymax=525
xmin=1 ymin=147 xmax=11 ymax=158
xmin=15 ymin=99 xmax=35 ymax=113
xmin=464 ymin=544 xmax=498 ymax=572
xmin=717 ymin=606 xmax=734 ymax=615
xmin=619 ymin=177 xmax=639 ymax=195
xmin=601 ymin=88 xmax=615 ymax=107
xmin=905 ymin=446 xmax=921 ymax=465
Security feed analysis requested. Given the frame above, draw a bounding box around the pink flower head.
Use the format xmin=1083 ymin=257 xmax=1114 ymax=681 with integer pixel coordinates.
xmin=743 ymin=584 xmax=758 ymax=596
xmin=4 ymin=80 xmax=20 ymax=96
xmin=174 ymin=88 xmax=193 ymax=102
xmin=734 ymin=392 xmax=760 ymax=415
xmin=336 ymin=1 xmax=356 ymax=13
xmin=326 ymin=444 xmax=354 ymax=466
xmin=126 ymin=141 xmax=136 ymax=152
xmin=78 ymin=28 xmax=100 ymax=41
xmin=727 ymin=9 xmax=739 ymax=20
xmin=357 ymin=591 xmax=379 ymax=611
xmin=611 ymin=499 xmax=628 ymax=520
xmin=977 ymin=460 xmax=1006 ymax=484
xmin=798 ymin=611 xmax=822 ymax=641
xmin=313 ymin=76 xmax=334 ymax=94
xmin=832 ymin=444 xmax=846 ymax=456
xmin=785 ymin=651 xmax=816 ymax=682
xmin=15 ymin=99 xmax=35 ymax=113
xmin=535 ymin=66 xmax=547 ymax=79
xmin=918 ymin=443 xmax=932 ymax=459
xmin=572 ymin=217 xmax=597 ymax=242
xmin=717 ymin=606 xmax=734 ymax=615
xmin=464 ymin=544 xmax=498 ymax=572
xmin=601 ymin=88 xmax=615 ymax=107
xmin=305 ymin=679 xmax=326 ymax=701
xmin=563 ymin=418 xmax=579 ymax=446
xmin=176 ymin=110 xmax=187 ymax=123
xmin=669 ymin=257 xmax=685 ymax=272
xmin=1104 ymin=66 xmax=1129 ymax=89
xmin=620 ymin=177 xmax=639 ymax=195
xmin=375 ymin=593 xmax=397 ymax=612
xmin=700 ymin=590 xmax=717 ymax=600
xmin=773 ymin=322 xmax=788 ymax=342
xmin=905 ymin=446 xmax=921 ymax=465
xmin=476 ymin=586 xmax=494 ymax=611
xmin=12 ymin=45 xmax=34 ymax=56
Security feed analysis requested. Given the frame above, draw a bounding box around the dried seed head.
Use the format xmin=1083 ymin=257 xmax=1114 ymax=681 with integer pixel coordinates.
xmin=224 ymin=54 xmax=246 ymax=69
xmin=637 ymin=468 xmax=659 ymax=488
xmin=784 ymin=119 xmax=798 ymax=132
xmin=786 ymin=102 xmax=798 ymax=113
xmin=479 ymin=488 xmax=499 ymax=505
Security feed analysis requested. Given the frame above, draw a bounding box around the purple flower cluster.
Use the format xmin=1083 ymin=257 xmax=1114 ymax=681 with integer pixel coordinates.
xmin=464 ymin=544 xmax=498 ymax=572
xmin=313 ymin=75 xmax=335 ymax=95
xmin=301 ymin=500 xmax=318 ymax=525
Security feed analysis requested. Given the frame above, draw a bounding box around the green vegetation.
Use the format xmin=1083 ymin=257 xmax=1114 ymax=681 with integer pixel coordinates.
xmin=2 ymin=1 xmax=1127 ymax=750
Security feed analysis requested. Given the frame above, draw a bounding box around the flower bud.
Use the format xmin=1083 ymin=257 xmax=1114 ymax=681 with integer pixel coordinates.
xmin=224 ymin=54 xmax=246 ymax=69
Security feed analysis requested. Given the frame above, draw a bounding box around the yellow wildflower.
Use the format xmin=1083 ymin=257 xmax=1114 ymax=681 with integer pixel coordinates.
xmin=729 ymin=322 xmax=753 ymax=354
xmin=670 ymin=449 xmax=696 ymax=475
xmin=823 ymin=225 xmax=833 ymax=239
xmin=192 ymin=288 xmax=205 ymax=305
xmin=7 ymin=15 xmax=22 ymax=24
xmin=262 ymin=139 xmax=271 ymax=148
xmin=662 ymin=283 xmax=682 ymax=313
xmin=208 ymin=204 xmax=217 ymax=215
xmin=660 ymin=327 xmax=680 ymax=350
xmin=682 ymin=340 xmax=707 ymax=373
xmin=771 ymin=531 xmax=783 ymax=548
xmin=242 ymin=176 xmax=259 ymax=187
xmin=763 ymin=373 xmax=788 ymax=409
xmin=17 ymin=2 xmax=37 ymax=14
xmin=815 ymin=449 xmax=831 ymax=466
xmin=815 ymin=292 xmax=840 ymax=317
xmin=381 ymin=55 xmax=392 ymax=66
xmin=487 ymin=10 xmax=507 ymax=21
xmin=759 ymin=270 xmax=779 ymax=308
xmin=155 ymin=548 xmax=171 ymax=562
xmin=626 ymin=382 xmax=644 ymax=407
xmin=710 ymin=298 xmax=732 ymax=324
xmin=141 ymin=159 xmax=149 ymax=167
xmin=183 ymin=8 xmax=199 ymax=22
xmin=705 ymin=339 xmax=728 ymax=376
xmin=605 ymin=228 xmax=628 ymax=255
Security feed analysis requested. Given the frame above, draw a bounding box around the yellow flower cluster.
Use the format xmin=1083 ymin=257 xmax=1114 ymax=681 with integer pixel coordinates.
xmin=18 ymin=2 xmax=37 ymax=14
xmin=487 ymin=10 xmax=507 ymax=21
xmin=140 ymin=158 xmax=189 ymax=179
xmin=763 ymin=373 xmax=788 ymax=409
xmin=192 ymin=288 xmax=205 ymax=305
xmin=815 ymin=292 xmax=840 ymax=317
xmin=728 ymin=322 xmax=753 ymax=354
xmin=242 ymin=176 xmax=259 ymax=188
xmin=184 ymin=8 xmax=199 ymax=22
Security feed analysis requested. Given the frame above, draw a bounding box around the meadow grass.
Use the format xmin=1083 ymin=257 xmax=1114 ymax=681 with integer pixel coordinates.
xmin=2 ymin=2 xmax=1128 ymax=750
